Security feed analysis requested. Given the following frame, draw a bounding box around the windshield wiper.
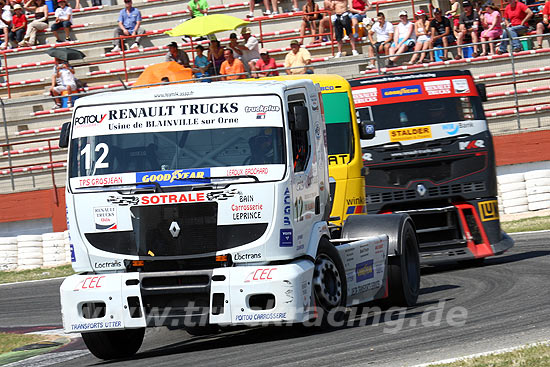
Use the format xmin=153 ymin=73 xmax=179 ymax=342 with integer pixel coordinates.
xmin=74 ymin=182 xmax=163 ymax=194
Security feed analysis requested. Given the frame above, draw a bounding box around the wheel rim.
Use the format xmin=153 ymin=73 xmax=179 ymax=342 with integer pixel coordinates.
xmin=313 ymin=254 xmax=342 ymax=310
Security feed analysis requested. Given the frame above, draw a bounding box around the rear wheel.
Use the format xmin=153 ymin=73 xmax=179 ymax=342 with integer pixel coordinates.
xmin=81 ymin=328 xmax=145 ymax=360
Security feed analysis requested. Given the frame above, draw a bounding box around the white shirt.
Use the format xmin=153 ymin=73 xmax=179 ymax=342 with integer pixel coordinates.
xmin=396 ymin=21 xmax=416 ymax=41
xmin=242 ymin=35 xmax=260 ymax=63
xmin=1 ymin=6 xmax=12 ymax=28
xmin=55 ymin=6 xmax=73 ymax=22
xmin=372 ymin=21 xmax=394 ymax=42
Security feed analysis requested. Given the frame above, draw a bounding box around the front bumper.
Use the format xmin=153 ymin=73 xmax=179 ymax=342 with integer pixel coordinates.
xmin=60 ymin=259 xmax=314 ymax=333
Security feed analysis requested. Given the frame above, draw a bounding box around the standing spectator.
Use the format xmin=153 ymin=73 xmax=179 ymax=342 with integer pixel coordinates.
xmin=407 ymin=9 xmax=432 ymax=64
xmin=228 ymin=32 xmax=242 ymax=59
xmin=220 ymin=48 xmax=245 ymax=80
xmin=246 ymin=0 xmax=279 ymax=18
xmin=8 ymin=4 xmax=25 ymax=47
xmin=208 ymin=39 xmax=225 ymax=75
xmin=480 ymin=2 xmax=502 ymax=55
xmin=446 ymin=0 xmax=461 ymax=36
xmin=0 ymin=2 xmax=11 ymax=49
xmin=498 ymin=0 xmax=532 ymax=54
xmin=18 ymin=0 xmax=47 ymax=46
xmin=331 ymin=0 xmax=359 ymax=57
xmin=350 ymin=0 xmax=370 ymax=39
xmin=535 ymin=0 xmax=550 ymax=49
xmin=192 ymin=44 xmax=210 ymax=79
xmin=51 ymin=0 xmax=72 ymax=43
xmin=430 ymin=8 xmax=454 ymax=60
xmin=255 ymin=48 xmax=279 ymax=77
xmin=111 ymin=0 xmax=144 ymax=52
xmin=187 ymin=0 xmax=208 ymax=18
xmin=49 ymin=58 xmax=76 ymax=108
xmin=233 ymin=27 xmax=260 ymax=74
xmin=456 ymin=1 xmax=480 ymax=58
xmin=284 ymin=39 xmax=312 ymax=74
xmin=165 ymin=41 xmax=190 ymax=67
xmin=387 ymin=10 xmax=415 ymax=67
xmin=300 ymin=0 xmax=321 ymax=44
xmin=319 ymin=0 xmax=334 ymax=42
xmin=367 ymin=12 xmax=393 ymax=68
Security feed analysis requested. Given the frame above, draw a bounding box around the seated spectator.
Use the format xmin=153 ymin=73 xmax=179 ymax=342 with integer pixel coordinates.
xmin=534 ymin=0 xmax=549 ymax=49
xmin=8 ymin=3 xmax=25 ymax=47
xmin=407 ymin=9 xmax=432 ymax=64
xmin=208 ymin=39 xmax=225 ymax=75
xmin=246 ymin=0 xmax=278 ymax=18
xmin=498 ymin=0 xmax=532 ymax=54
xmin=111 ymin=0 xmax=145 ymax=52
xmin=284 ymin=39 xmax=312 ymax=74
xmin=19 ymin=0 xmax=47 ymax=46
xmin=255 ymin=48 xmax=279 ymax=77
xmin=192 ymin=44 xmax=210 ymax=80
xmin=480 ymin=2 xmax=502 ymax=55
xmin=318 ymin=0 xmax=334 ymax=42
xmin=220 ymin=48 xmax=245 ymax=80
xmin=50 ymin=58 xmax=77 ymax=108
xmin=300 ymin=0 xmax=321 ymax=44
xmin=456 ymin=1 xmax=480 ymax=58
xmin=233 ymin=27 xmax=260 ymax=75
xmin=0 ymin=2 xmax=11 ymax=49
xmin=51 ymin=0 xmax=72 ymax=43
xmin=187 ymin=0 xmax=208 ymax=18
xmin=165 ymin=41 xmax=190 ymax=67
xmin=228 ymin=32 xmax=242 ymax=59
xmin=387 ymin=10 xmax=415 ymax=67
xmin=430 ymin=8 xmax=454 ymax=60
xmin=367 ymin=12 xmax=394 ymax=69
xmin=350 ymin=0 xmax=370 ymax=39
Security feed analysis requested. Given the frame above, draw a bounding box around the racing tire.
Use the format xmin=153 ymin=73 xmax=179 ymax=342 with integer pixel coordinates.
xmin=81 ymin=328 xmax=145 ymax=360
xmin=386 ymin=221 xmax=420 ymax=307
xmin=311 ymin=238 xmax=347 ymax=327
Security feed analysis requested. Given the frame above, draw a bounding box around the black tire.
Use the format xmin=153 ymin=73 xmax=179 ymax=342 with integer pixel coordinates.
xmin=387 ymin=221 xmax=420 ymax=307
xmin=81 ymin=328 xmax=145 ymax=360
xmin=312 ymin=238 xmax=347 ymax=326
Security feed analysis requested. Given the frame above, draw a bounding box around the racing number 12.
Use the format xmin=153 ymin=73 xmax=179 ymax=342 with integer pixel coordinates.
xmin=80 ymin=143 xmax=109 ymax=170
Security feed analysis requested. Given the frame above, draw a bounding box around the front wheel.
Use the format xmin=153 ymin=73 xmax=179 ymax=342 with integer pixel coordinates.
xmin=81 ymin=328 xmax=145 ymax=360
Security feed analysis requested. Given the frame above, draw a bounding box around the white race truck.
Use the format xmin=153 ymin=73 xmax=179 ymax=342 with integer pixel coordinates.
xmin=59 ymin=79 xmax=420 ymax=360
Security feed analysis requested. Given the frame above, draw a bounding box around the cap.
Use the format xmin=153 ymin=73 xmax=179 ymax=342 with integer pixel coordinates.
xmin=167 ymin=41 xmax=178 ymax=48
xmin=462 ymin=1 xmax=472 ymax=6
xmin=2 ymin=5 xmax=10 ymax=10
xmin=398 ymin=10 xmax=407 ymax=16
xmin=433 ymin=7 xmax=442 ymax=13
xmin=229 ymin=32 xmax=238 ymax=39
xmin=13 ymin=4 xmax=22 ymax=9
xmin=415 ymin=9 xmax=426 ymax=16
xmin=290 ymin=39 xmax=300 ymax=46
xmin=241 ymin=27 xmax=251 ymax=34
xmin=259 ymin=48 xmax=268 ymax=54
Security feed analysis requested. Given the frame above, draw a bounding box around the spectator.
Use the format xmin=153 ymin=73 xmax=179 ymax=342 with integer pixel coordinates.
xmin=456 ymin=0 xmax=480 ymax=58
xmin=18 ymin=0 xmax=47 ymax=46
xmin=534 ymin=0 xmax=549 ymax=49
xmin=407 ymin=9 xmax=432 ymax=64
xmin=430 ymin=8 xmax=454 ymax=60
xmin=300 ymin=0 xmax=321 ymax=44
xmin=319 ymin=0 xmax=334 ymax=42
xmin=0 ymin=2 xmax=11 ymax=50
xmin=284 ymin=39 xmax=312 ymax=74
xmin=350 ymin=0 xmax=370 ymax=39
xmin=192 ymin=44 xmax=210 ymax=79
xmin=208 ymin=39 xmax=225 ymax=75
xmin=246 ymin=0 xmax=278 ymax=18
xmin=187 ymin=0 xmax=208 ymax=18
xmin=233 ymin=27 xmax=260 ymax=74
xmin=111 ymin=0 xmax=144 ymax=52
xmin=50 ymin=58 xmax=76 ymax=108
xmin=228 ymin=32 xmax=242 ymax=59
xmin=367 ymin=12 xmax=394 ymax=69
xmin=165 ymin=41 xmax=190 ymax=67
xmin=22 ymin=0 xmax=37 ymax=13
xmin=498 ymin=0 xmax=532 ymax=54
xmin=51 ymin=0 xmax=72 ymax=43
xmin=8 ymin=4 xmax=25 ymax=47
xmin=446 ymin=0 xmax=461 ymax=36
xmin=255 ymin=48 xmax=279 ymax=77
xmin=220 ymin=48 xmax=245 ymax=80
xmin=480 ymin=3 xmax=502 ymax=55
xmin=331 ymin=0 xmax=359 ymax=57
xmin=387 ymin=10 xmax=415 ymax=67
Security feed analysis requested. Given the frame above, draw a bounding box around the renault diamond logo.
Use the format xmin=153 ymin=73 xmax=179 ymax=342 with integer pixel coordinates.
xmin=169 ymin=221 xmax=180 ymax=238
xmin=416 ymin=184 xmax=427 ymax=197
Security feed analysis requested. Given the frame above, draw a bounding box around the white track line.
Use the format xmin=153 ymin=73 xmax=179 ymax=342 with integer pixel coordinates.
xmin=0 ymin=276 xmax=67 ymax=287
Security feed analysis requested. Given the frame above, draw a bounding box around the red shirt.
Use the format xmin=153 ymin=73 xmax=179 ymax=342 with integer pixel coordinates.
xmin=12 ymin=13 xmax=26 ymax=29
xmin=543 ymin=2 xmax=550 ymax=17
xmin=352 ymin=0 xmax=367 ymax=11
xmin=256 ymin=57 xmax=279 ymax=76
xmin=503 ymin=1 xmax=529 ymax=26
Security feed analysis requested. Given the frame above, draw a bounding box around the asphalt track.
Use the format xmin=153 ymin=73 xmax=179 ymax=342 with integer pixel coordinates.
xmin=0 ymin=231 xmax=549 ymax=367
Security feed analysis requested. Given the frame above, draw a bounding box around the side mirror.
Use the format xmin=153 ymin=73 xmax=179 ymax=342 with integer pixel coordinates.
xmin=475 ymin=83 xmax=487 ymax=102
xmin=292 ymin=105 xmax=309 ymax=131
xmin=359 ymin=121 xmax=375 ymax=140
xmin=59 ymin=122 xmax=71 ymax=148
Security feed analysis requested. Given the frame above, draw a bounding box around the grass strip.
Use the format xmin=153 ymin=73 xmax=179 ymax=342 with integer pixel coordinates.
xmin=0 ymin=265 xmax=74 ymax=285
xmin=501 ymin=215 xmax=550 ymax=233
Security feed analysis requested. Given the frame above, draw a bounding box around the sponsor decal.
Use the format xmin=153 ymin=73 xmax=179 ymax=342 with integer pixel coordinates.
xmin=390 ymin=148 xmax=442 ymax=157
xmin=424 ymin=80 xmax=452 ymax=96
xmin=452 ymin=78 xmax=470 ymax=94
xmin=244 ymin=268 xmax=277 ymax=282
xmin=356 ymin=259 xmax=374 ymax=282
xmin=346 ymin=205 xmax=366 ymax=215
xmin=70 ymin=244 xmax=76 ymax=262
xmin=137 ymin=169 xmax=210 ymax=186
xmin=256 ymin=112 xmax=266 ymax=119
xmin=233 ymin=252 xmax=263 ymax=261
xmin=78 ymin=175 xmax=124 ymax=187
xmin=320 ymin=85 xmax=335 ymax=91
xmin=226 ymin=167 xmax=270 ymax=176
xmin=389 ymin=126 xmax=432 ymax=142
xmin=362 ymin=152 xmax=373 ymax=161
xmin=94 ymin=260 xmax=123 ymax=269
xmin=328 ymin=154 xmax=350 ymax=165
xmin=443 ymin=123 xmax=459 ymax=135
xmin=73 ymin=276 xmax=106 ymax=291
xmin=244 ymin=105 xmax=281 ymax=113
xmin=138 ymin=193 xmax=206 ymax=205
xmin=74 ymin=113 xmax=108 ymax=128
xmin=459 ymin=139 xmax=485 ymax=150
xmin=94 ymin=207 xmax=117 ymax=230
xmin=280 ymin=229 xmax=293 ymax=247
xmin=478 ymin=200 xmax=499 ymax=221
xmin=206 ymin=188 xmax=241 ymax=201
xmin=283 ymin=187 xmax=291 ymax=226
xmin=417 ymin=184 xmax=427 ymax=197
xmin=232 ymin=195 xmax=263 ymax=220
xmin=381 ymin=85 xmax=422 ymax=98
xmin=71 ymin=321 xmax=122 ymax=331
xmin=235 ymin=312 xmax=287 ymax=322
xmin=107 ymin=195 xmax=139 ymax=206
xmin=352 ymin=87 xmax=378 ymax=103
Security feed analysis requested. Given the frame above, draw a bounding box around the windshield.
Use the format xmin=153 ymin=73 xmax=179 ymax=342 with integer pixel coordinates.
xmin=357 ymin=96 xmax=485 ymax=130
xmin=322 ymin=92 xmax=353 ymax=155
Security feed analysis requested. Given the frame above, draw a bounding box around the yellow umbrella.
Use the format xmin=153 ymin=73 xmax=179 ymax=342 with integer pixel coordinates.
xmin=134 ymin=62 xmax=193 ymax=87
xmin=165 ymin=14 xmax=250 ymax=37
